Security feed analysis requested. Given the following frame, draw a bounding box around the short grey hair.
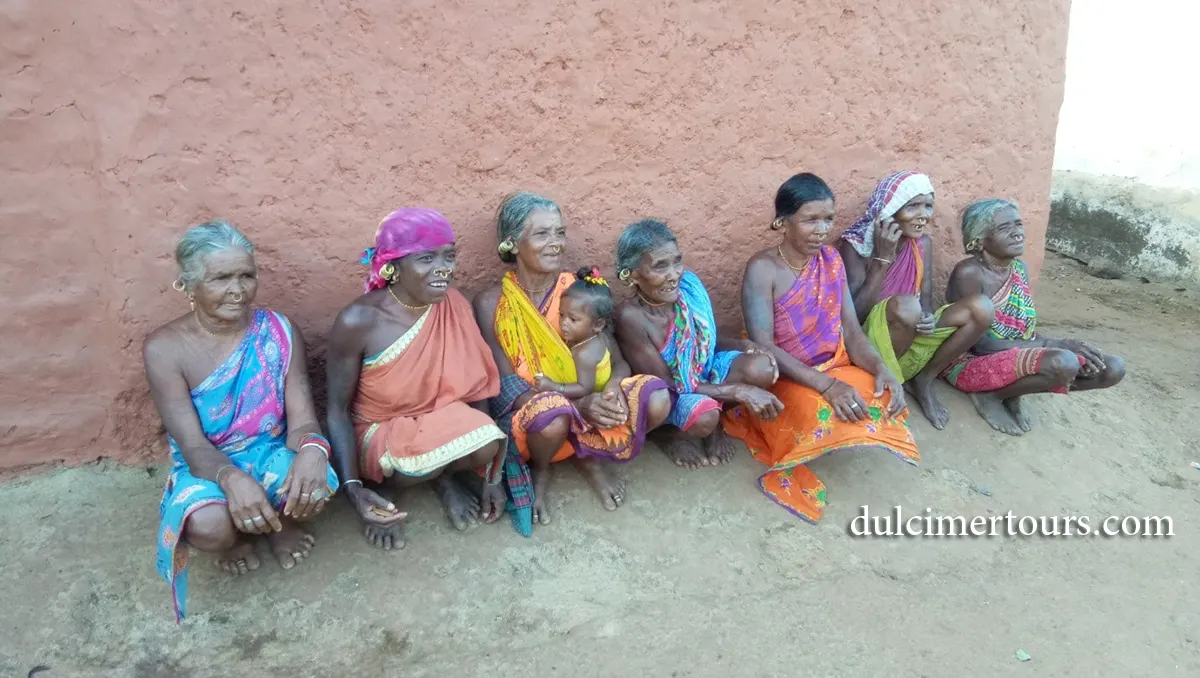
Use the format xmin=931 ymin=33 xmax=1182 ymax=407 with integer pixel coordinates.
xmin=495 ymin=191 xmax=561 ymax=263
xmin=960 ymin=198 xmax=1018 ymax=254
xmin=175 ymin=220 xmax=255 ymax=290
xmin=615 ymin=219 xmax=677 ymax=275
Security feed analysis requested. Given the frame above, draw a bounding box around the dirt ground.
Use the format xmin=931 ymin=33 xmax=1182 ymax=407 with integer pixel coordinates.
xmin=1 ymin=254 xmax=1197 ymax=678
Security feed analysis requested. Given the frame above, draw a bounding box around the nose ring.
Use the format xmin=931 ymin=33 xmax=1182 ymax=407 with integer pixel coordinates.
xmin=232 ymin=294 xmax=244 ymax=302
xmin=434 ymin=269 xmax=450 ymax=279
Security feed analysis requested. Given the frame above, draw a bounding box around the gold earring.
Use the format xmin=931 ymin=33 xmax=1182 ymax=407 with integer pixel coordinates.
xmin=172 ymin=279 xmax=186 ymax=292
xmin=498 ymin=239 xmax=515 ymax=254
xmin=618 ymin=268 xmax=631 ymax=281
xmin=187 ymin=294 xmax=195 ymax=310
xmin=379 ymin=262 xmax=396 ymax=282
xmin=771 ymin=219 xmax=783 ymax=231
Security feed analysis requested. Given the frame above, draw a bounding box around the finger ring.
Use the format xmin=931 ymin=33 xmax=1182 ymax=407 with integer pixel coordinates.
xmin=252 ymin=515 xmax=265 ymax=523
xmin=310 ymin=489 xmax=326 ymax=501
xmin=241 ymin=519 xmax=254 ymax=527
xmin=851 ymin=403 xmax=861 ymax=409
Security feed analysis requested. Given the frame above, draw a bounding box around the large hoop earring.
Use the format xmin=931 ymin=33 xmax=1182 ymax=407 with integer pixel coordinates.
xmin=172 ymin=279 xmax=186 ymax=292
xmin=497 ymin=239 xmax=515 ymax=254
xmin=379 ymin=262 xmax=396 ymax=283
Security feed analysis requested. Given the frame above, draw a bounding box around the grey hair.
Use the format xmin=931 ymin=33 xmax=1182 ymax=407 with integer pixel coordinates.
xmin=960 ymin=198 xmax=1018 ymax=254
xmin=175 ymin=220 xmax=255 ymax=290
xmin=615 ymin=219 xmax=677 ymax=275
xmin=495 ymin=191 xmax=562 ymax=263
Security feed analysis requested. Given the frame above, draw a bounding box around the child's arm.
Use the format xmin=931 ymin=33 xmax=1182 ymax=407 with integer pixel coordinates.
xmin=532 ymin=341 xmax=604 ymax=399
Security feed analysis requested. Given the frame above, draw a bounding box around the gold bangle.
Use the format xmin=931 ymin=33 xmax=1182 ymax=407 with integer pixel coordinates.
xmin=872 ymin=257 xmax=892 ymax=265
xmin=215 ymin=463 xmax=237 ymax=484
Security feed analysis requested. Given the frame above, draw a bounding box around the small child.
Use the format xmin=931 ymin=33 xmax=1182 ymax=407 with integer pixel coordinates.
xmin=533 ymin=266 xmax=616 ymax=399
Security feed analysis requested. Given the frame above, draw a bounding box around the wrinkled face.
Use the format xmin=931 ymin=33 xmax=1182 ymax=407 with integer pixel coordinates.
xmin=983 ymin=206 xmax=1025 ymax=258
xmin=631 ymin=240 xmax=684 ymax=305
xmin=892 ymin=192 xmax=934 ymax=238
xmin=559 ymin=292 xmax=602 ymax=344
xmin=192 ymin=249 xmax=257 ymax=320
xmin=395 ymin=244 xmax=457 ymax=304
xmin=515 ymin=210 xmax=566 ymax=274
xmin=782 ymin=199 xmax=835 ymax=256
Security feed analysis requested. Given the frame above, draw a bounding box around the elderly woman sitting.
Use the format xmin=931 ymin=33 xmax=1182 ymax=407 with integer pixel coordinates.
xmin=838 ymin=170 xmax=994 ymax=429
xmin=144 ymin=221 xmax=339 ymax=622
xmin=612 ymin=219 xmax=781 ymax=469
xmin=473 ymin=192 xmax=673 ymax=531
xmin=943 ymin=199 xmax=1126 ymax=435
xmin=325 ymin=208 xmax=507 ymax=549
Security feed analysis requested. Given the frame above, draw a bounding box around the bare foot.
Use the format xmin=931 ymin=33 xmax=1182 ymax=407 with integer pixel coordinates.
xmin=1004 ymin=396 xmax=1033 ymax=432
xmin=907 ymin=375 xmax=949 ymax=430
xmin=215 ymin=540 xmax=260 ymax=575
xmin=703 ymin=426 xmax=738 ymax=465
xmin=662 ymin=431 xmax=708 ymax=468
xmin=573 ymin=456 xmax=625 ymax=511
xmin=265 ymin=522 xmax=315 ymax=570
xmin=969 ymin=392 xmax=1023 ymax=436
xmin=434 ymin=474 xmax=481 ymax=531
xmin=363 ymin=522 xmax=404 ymax=551
xmin=532 ymin=464 xmax=553 ymax=526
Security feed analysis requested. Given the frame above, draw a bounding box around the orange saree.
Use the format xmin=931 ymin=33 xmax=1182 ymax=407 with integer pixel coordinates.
xmin=352 ymin=288 xmax=505 ymax=483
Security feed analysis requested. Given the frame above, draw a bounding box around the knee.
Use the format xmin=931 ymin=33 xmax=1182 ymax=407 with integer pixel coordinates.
xmin=647 ymin=388 xmax=672 ymax=427
xmin=964 ymin=293 xmax=995 ymax=328
xmin=1100 ymin=355 xmax=1126 ymax=387
xmin=184 ymin=504 xmax=238 ymax=553
xmin=887 ymin=295 xmax=923 ymax=329
xmin=465 ymin=440 xmax=501 ymax=468
xmin=530 ymin=414 xmax=571 ymax=447
xmin=1040 ymin=348 xmax=1081 ymax=385
xmin=743 ymin=353 xmax=777 ymax=388
xmin=688 ymin=410 xmax=720 ymax=439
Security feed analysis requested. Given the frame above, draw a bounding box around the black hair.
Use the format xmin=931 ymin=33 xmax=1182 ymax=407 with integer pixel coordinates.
xmin=565 ymin=266 xmax=614 ymax=327
xmin=774 ymin=173 xmax=835 ymax=220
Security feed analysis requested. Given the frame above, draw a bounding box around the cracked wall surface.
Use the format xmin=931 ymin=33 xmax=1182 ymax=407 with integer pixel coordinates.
xmin=0 ymin=0 xmax=1069 ymax=469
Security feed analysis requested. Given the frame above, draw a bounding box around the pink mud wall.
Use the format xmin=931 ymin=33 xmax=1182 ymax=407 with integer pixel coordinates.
xmin=0 ymin=0 xmax=1069 ymax=470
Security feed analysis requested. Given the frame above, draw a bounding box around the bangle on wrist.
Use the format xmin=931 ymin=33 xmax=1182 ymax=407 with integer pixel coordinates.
xmin=872 ymin=256 xmax=892 ymax=265
xmin=298 ymin=433 xmax=332 ymax=459
xmin=819 ymin=379 xmax=835 ymax=395
xmin=215 ymin=463 xmax=236 ymax=484
xmin=341 ymin=478 xmax=363 ymax=494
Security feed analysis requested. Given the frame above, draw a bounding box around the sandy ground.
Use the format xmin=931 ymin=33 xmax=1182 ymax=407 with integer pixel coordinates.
xmin=1 ymin=254 xmax=1197 ymax=678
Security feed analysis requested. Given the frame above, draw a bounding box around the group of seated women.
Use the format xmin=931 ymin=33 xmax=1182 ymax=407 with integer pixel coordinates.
xmin=145 ymin=170 xmax=1125 ymax=619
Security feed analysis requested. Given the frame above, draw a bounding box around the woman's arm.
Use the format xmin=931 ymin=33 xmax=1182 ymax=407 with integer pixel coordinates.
xmin=840 ymin=240 xmax=890 ymax=324
xmin=918 ymin=236 xmax=935 ymax=315
xmin=280 ymin=319 xmax=323 ymax=449
xmin=324 ymin=305 xmax=370 ymax=484
xmin=742 ymin=257 xmax=834 ymax=392
xmin=143 ymin=330 xmax=231 ymax=481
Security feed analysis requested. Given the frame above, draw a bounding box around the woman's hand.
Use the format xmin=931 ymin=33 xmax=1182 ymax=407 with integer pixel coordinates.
xmin=1056 ymin=339 xmax=1104 ymax=375
xmin=873 ymin=218 xmax=902 ymax=260
xmin=280 ymin=446 xmax=331 ymax=520
xmin=733 ymin=384 xmax=784 ymax=420
xmin=742 ymin=342 xmax=779 ymax=382
xmin=875 ymin=370 xmax=907 ymax=418
xmin=578 ymin=392 xmax=626 ymax=429
xmin=345 ymin=483 xmax=408 ymax=528
xmin=220 ymin=468 xmax=283 ymax=534
xmin=602 ymin=382 xmax=629 ymax=419
xmin=822 ymin=379 xmax=871 ymax=422
xmin=916 ymin=312 xmax=938 ymax=336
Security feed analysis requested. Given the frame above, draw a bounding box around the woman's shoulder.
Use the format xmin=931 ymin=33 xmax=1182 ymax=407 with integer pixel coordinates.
xmin=143 ymin=314 xmax=191 ymax=358
xmin=471 ymin=281 xmax=503 ymax=314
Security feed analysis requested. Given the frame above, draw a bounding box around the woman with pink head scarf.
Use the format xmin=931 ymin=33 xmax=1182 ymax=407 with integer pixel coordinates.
xmin=838 ymin=170 xmax=994 ymax=430
xmin=325 ymin=208 xmax=508 ymax=550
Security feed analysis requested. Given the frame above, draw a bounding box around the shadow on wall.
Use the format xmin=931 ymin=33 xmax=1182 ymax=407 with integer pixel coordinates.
xmin=1048 ymin=170 xmax=1199 ymax=283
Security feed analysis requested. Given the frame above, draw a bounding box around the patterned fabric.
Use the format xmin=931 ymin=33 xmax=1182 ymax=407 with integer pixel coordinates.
xmin=940 ymin=260 xmax=1082 ymax=394
xmin=360 ymin=207 xmax=456 ymax=292
xmin=864 ymin=299 xmax=954 ymax=383
xmin=988 ymin=260 xmax=1037 ymax=340
xmin=490 ymin=374 xmax=536 ymax=536
xmin=491 ymin=271 xmax=669 ymax=529
xmin=658 ymin=270 xmax=741 ymax=430
xmin=773 ymin=245 xmax=844 ymax=367
xmin=880 ymin=236 xmax=923 ymax=299
xmin=841 ymin=170 xmax=935 ymax=258
xmin=156 ymin=309 xmax=339 ymax=622
xmin=722 ymin=254 xmax=918 ymax=523
xmin=352 ymin=288 xmax=504 ymax=483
